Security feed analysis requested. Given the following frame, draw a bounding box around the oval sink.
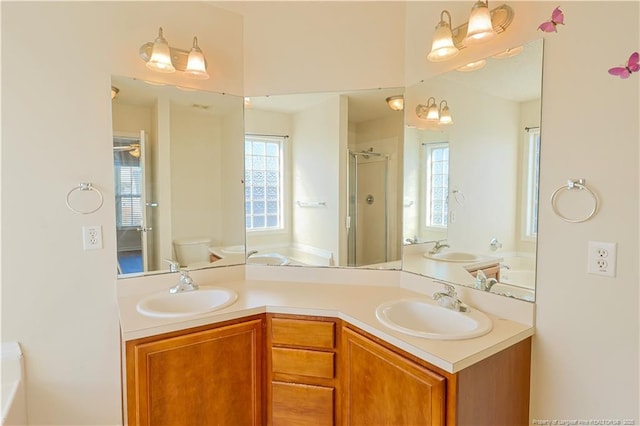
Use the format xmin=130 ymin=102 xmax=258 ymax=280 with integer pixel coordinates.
xmin=423 ymin=251 xmax=481 ymax=263
xmin=137 ymin=287 xmax=238 ymax=318
xmin=375 ymin=298 xmax=493 ymax=340
xmin=247 ymin=253 xmax=290 ymax=266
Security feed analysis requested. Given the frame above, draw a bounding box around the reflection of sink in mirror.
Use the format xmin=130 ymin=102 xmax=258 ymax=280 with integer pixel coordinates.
xmin=136 ymin=287 xmax=238 ymax=318
xmin=376 ymin=298 xmax=492 ymax=340
xmin=423 ymin=251 xmax=481 ymax=263
xmin=490 ymin=283 xmax=535 ymax=302
xmin=247 ymin=253 xmax=291 ymax=266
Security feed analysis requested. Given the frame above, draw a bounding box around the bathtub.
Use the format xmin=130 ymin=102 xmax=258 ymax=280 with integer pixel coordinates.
xmin=1 ymin=342 xmax=27 ymax=425
xmin=500 ymin=269 xmax=536 ymax=288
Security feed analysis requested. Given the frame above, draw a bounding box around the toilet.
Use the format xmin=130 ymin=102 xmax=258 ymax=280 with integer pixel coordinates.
xmin=173 ymin=237 xmax=212 ymax=267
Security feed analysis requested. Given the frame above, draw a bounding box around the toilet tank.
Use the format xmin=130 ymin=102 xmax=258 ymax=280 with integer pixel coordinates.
xmin=173 ymin=237 xmax=212 ymax=267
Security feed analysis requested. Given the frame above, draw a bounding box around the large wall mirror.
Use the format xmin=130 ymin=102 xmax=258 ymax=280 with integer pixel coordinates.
xmin=111 ymin=76 xmax=245 ymax=277
xmin=242 ymin=88 xmax=404 ymax=269
xmin=402 ymin=39 xmax=543 ymax=302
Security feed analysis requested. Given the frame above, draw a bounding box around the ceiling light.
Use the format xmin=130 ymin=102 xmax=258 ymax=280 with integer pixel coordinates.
xmin=457 ymin=59 xmax=487 ymax=72
xmin=464 ymin=1 xmax=497 ymax=45
xmin=386 ymin=95 xmax=404 ymax=111
xmin=140 ymin=27 xmax=210 ymax=79
xmin=426 ymin=10 xmax=459 ymax=62
xmin=492 ymin=45 xmax=524 ymax=59
xmin=111 ymin=86 xmax=119 ymax=100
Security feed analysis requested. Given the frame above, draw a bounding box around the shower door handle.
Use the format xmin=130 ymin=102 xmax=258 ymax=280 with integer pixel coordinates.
xmin=366 ymin=194 xmax=375 ymax=205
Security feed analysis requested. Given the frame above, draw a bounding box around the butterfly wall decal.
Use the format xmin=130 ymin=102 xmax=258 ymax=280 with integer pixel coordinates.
xmin=538 ymin=6 xmax=565 ymax=32
xmin=608 ymin=52 xmax=640 ymax=79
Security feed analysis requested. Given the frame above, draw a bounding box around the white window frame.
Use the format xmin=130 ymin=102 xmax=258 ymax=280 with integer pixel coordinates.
xmin=245 ymin=135 xmax=286 ymax=233
xmin=422 ymin=142 xmax=449 ymax=231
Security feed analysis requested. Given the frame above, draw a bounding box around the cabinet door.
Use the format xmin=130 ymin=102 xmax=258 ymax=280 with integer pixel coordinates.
xmin=127 ymin=319 xmax=263 ymax=426
xmin=342 ymin=328 xmax=446 ymax=426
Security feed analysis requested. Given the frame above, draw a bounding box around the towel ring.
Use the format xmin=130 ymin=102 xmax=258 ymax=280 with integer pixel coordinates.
xmin=452 ymin=189 xmax=466 ymax=206
xmin=550 ymin=179 xmax=598 ymax=223
xmin=65 ymin=182 xmax=104 ymax=215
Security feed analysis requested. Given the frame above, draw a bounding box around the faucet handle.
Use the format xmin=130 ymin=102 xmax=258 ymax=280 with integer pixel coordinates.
xmin=164 ymin=258 xmax=181 ymax=272
xmin=443 ymin=283 xmax=456 ymax=297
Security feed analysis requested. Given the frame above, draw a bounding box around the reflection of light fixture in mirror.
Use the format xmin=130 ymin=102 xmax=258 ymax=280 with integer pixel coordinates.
xmin=457 ymin=59 xmax=487 ymax=72
xmin=464 ymin=1 xmax=497 ymax=45
xmin=426 ymin=10 xmax=459 ymax=62
xmin=439 ymin=100 xmax=453 ymax=125
xmin=113 ymin=144 xmax=140 ymax=158
xmin=386 ymin=95 xmax=404 ymax=111
xmin=140 ymin=27 xmax=209 ymax=79
xmin=111 ymin=86 xmax=119 ymax=100
xmin=492 ymin=45 xmax=523 ymax=59
xmin=416 ymin=97 xmax=440 ymax=121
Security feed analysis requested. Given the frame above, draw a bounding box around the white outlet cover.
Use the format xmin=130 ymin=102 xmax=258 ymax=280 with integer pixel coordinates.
xmin=587 ymin=241 xmax=617 ymax=277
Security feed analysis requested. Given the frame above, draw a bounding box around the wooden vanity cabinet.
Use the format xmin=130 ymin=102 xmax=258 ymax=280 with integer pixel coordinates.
xmin=342 ymin=324 xmax=532 ymax=426
xmin=266 ymin=314 xmax=340 ymax=426
xmin=124 ymin=315 xmax=264 ymax=426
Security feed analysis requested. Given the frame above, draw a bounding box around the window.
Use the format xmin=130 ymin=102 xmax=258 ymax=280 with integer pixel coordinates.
xmin=245 ymin=136 xmax=284 ymax=231
xmin=524 ymin=129 xmax=541 ymax=238
xmin=114 ymin=140 xmax=142 ymax=228
xmin=423 ymin=143 xmax=449 ymax=229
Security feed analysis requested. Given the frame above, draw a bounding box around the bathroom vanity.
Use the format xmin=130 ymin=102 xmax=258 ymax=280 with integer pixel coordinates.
xmin=119 ymin=275 xmax=534 ymax=425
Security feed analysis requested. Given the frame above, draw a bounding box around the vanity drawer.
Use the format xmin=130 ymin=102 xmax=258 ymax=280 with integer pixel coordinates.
xmin=272 ymin=381 xmax=334 ymax=426
xmin=271 ymin=318 xmax=335 ymax=349
xmin=272 ymin=347 xmax=335 ymax=379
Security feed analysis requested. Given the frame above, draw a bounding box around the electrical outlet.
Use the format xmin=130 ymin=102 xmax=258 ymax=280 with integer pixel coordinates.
xmin=587 ymin=241 xmax=616 ymax=277
xmin=82 ymin=225 xmax=103 ymax=250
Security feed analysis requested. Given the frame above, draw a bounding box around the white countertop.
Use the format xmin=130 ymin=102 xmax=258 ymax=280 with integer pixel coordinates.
xmin=117 ymin=278 xmax=533 ymax=374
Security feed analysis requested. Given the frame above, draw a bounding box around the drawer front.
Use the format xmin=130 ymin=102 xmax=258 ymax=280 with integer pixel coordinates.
xmin=272 ymin=381 xmax=334 ymax=426
xmin=272 ymin=347 xmax=335 ymax=379
xmin=271 ymin=318 xmax=335 ymax=349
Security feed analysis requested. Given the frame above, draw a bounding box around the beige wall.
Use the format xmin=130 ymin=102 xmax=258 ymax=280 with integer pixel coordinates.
xmin=2 ymin=1 xmax=639 ymax=424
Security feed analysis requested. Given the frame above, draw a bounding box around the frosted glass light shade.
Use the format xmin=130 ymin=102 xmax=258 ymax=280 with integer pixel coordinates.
xmin=439 ymin=104 xmax=453 ymax=124
xmin=147 ymin=28 xmax=175 ymax=73
xmin=386 ymin=95 xmax=404 ymax=111
xmin=185 ymin=37 xmax=209 ymax=79
xmin=464 ymin=1 xmax=496 ymax=45
xmin=427 ymin=20 xmax=459 ymax=62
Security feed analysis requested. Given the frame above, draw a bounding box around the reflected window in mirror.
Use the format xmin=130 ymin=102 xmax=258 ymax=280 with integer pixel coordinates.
xmin=245 ymin=135 xmax=286 ymax=231
xmin=524 ymin=127 xmax=540 ymax=240
xmin=423 ymin=142 xmax=449 ymax=231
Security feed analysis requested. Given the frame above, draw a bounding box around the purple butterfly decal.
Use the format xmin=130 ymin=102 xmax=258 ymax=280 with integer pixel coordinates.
xmin=538 ymin=6 xmax=565 ymax=32
xmin=608 ymin=52 xmax=640 ymax=79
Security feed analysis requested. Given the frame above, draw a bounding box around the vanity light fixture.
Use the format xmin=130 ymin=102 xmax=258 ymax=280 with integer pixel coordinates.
xmin=386 ymin=95 xmax=404 ymax=111
xmin=426 ymin=3 xmax=514 ymax=62
xmin=111 ymin=86 xmax=119 ymax=100
xmin=457 ymin=59 xmax=487 ymax=72
xmin=416 ymin=98 xmax=454 ymax=125
xmin=439 ymin=100 xmax=453 ymax=125
xmin=464 ymin=1 xmax=497 ymax=45
xmin=426 ymin=10 xmax=459 ymax=62
xmin=140 ymin=27 xmax=210 ymax=79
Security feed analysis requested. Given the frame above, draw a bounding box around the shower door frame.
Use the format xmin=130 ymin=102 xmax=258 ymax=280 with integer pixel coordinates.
xmin=347 ymin=149 xmax=391 ymax=267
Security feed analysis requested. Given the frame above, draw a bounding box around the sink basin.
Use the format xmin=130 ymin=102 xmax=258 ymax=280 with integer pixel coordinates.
xmin=137 ymin=287 xmax=238 ymax=318
xmin=423 ymin=251 xmax=481 ymax=263
xmin=247 ymin=253 xmax=290 ymax=266
xmin=375 ymin=298 xmax=493 ymax=340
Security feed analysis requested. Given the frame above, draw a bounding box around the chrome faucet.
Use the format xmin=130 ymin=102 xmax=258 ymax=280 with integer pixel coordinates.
xmin=475 ymin=270 xmax=498 ymax=292
xmin=164 ymin=259 xmax=181 ymax=273
xmin=432 ymin=283 xmax=468 ymax=312
xmin=404 ymin=236 xmax=419 ymax=244
xmin=169 ymin=270 xmax=199 ymax=294
xmin=489 ymin=238 xmax=503 ymax=251
xmin=429 ymin=240 xmax=450 ymax=255
xmin=246 ymin=250 xmax=258 ymax=259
